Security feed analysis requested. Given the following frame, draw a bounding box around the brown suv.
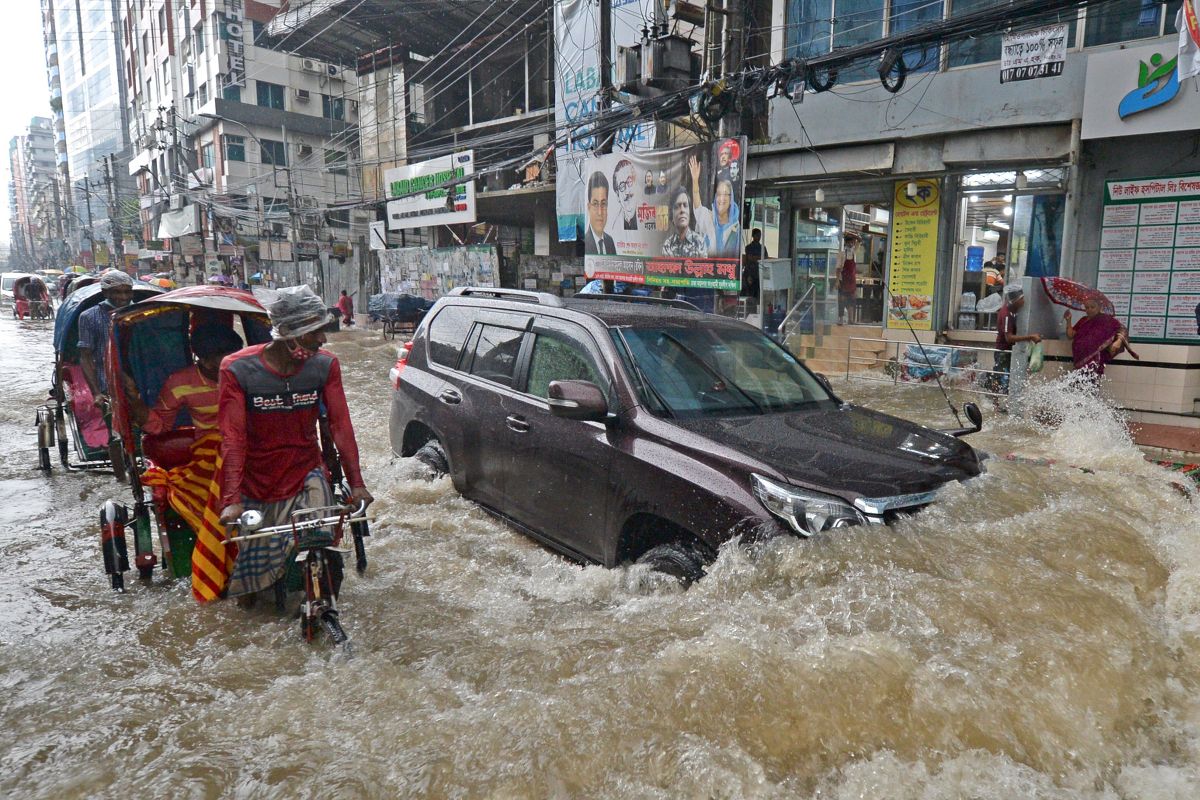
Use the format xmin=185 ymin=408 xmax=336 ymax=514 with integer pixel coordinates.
xmin=389 ymin=288 xmax=983 ymax=582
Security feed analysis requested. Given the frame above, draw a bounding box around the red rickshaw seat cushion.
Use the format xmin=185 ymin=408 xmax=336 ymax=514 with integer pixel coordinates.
xmin=142 ymin=427 xmax=199 ymax=470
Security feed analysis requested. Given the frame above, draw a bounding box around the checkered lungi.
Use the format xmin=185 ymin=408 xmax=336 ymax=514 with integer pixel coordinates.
xmin=225 ymin=468 xmax=335 ymax=598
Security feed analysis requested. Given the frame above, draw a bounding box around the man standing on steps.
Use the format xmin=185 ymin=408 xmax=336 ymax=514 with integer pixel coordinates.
xmin=217 ymin=285 xmax=373 ymax=604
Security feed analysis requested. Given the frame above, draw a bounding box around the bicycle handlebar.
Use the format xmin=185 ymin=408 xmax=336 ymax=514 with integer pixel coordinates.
xmin=226 ymin=500 xmax=370 ymax=544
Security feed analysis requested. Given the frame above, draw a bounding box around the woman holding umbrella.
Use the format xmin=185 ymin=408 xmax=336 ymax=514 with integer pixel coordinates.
xmin=1064 ymin=294 xmax=1136 ymax=379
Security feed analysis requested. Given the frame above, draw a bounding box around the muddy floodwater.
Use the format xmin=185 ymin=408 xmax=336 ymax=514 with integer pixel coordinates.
xmin=2 ymin=311 xmax=1199 ymax=799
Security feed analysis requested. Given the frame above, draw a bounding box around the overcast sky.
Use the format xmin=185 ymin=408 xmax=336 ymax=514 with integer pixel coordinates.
xmin=1 ymin=2 xmax=55 ymax=247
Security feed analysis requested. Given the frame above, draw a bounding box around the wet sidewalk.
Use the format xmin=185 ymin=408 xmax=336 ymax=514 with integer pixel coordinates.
xmin=1130 ymin=421 xmax=1200 ymax=461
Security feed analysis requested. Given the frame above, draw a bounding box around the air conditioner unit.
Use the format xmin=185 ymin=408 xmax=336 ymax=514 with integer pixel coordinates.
xmin=298 ymin=144 xmax=314 ymax=158
xmin=169 ymin=194 xmax=185 ymax=210
xmin=301 ymin=58 xmax=324 ymax=74
xmin=326 ymin=64 xmax=342 ymax=80
xmin=139 ymin=133 xmax=158 ymax=150
xmin=300 ymin=212 xmax=321 ymax=226
xmin=294 ymin=88 xmax=311 ymax=102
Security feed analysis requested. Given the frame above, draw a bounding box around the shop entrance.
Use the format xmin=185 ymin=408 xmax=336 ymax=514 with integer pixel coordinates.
xmin=791 ymin=202 xmax=890 ymax=328
xmin=951 ymin=169 xmax=1067 ymax=332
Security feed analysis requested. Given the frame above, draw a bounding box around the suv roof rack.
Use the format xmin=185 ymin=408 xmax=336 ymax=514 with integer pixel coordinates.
xmin=447 ymin=286 xmax=564 ymax=307
xmin=571 ymin=293 xmax=702 ymax=312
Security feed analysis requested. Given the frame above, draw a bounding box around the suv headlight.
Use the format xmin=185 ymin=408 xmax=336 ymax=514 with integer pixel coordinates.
xmin=751 ymin=474 xmax=866 ymax=537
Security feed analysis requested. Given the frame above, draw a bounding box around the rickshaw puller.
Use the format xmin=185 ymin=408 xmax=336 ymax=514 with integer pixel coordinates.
xmin=77 ymin=270 xmax=135 ymax=407
xmin=217 ymin=285 xmax=373 ymax=603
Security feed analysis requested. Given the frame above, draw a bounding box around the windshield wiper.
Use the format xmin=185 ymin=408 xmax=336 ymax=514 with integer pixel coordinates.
xmin=616 ymin=328 xmax=675 ymax=418
xmin=657 ymin=332 xmax=766 ymax=414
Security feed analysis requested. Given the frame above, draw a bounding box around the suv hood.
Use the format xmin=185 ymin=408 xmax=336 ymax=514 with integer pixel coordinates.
xmin=671 ymin=403 xmax=982 ymax=500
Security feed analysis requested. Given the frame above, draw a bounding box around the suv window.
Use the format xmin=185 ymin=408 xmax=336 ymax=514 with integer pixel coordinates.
xmin=526 ymin=331 xmax=604 ymax=399
xmin=466 ymin=324 xmax=525 ymax=387
xmin=428 ymin=305 xmax=473 ymax=368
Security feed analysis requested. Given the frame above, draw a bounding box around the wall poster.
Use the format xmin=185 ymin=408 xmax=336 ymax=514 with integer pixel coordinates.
xmin=887 ymin=179 xmax=940 ymax=331
xmin=1100 ymin=175 xmax=1200 ymax=343
xmin=580 ymin=137 xmax=747 ymax=290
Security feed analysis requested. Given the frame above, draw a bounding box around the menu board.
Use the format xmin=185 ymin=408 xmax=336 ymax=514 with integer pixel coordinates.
xmin=887 ymin=179 xmax=940 ymax=331
xmin=1100 ymin=175 xmax=1200 ymax=343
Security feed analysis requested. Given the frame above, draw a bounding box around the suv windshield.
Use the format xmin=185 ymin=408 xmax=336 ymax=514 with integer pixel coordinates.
xmin=615 ymin=325 xmax=833 ymax=417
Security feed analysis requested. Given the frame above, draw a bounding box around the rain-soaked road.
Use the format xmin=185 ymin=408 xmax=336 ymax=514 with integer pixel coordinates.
xmin=2 ymin=309 xmax=1199 ymax=799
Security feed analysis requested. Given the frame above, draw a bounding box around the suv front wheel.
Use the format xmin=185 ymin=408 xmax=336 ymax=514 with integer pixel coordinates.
xmin=635 ymin=542 xmax=706 ymax=586
xmin=414 ymin=439 xmax=449 ymax=478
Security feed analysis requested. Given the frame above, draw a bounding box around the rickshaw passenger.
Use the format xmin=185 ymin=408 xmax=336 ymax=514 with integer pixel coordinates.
xmin=217 ymin=285 xmax=373 ymax=602
xmin=126 ymin=324 xmax=245 ymax=435
xmin=14 ymin=280 xmax=30 ymax=319
xmin=78 ymin=270 xmax=134 ymax=406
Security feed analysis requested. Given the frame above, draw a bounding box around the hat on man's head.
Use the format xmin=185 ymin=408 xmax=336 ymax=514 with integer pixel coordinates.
xmin=253 ymin=285 xmax=330 ymax=339
xmin=100 ymin=269 xmax=133 ymax=289
xmin=1003 ymin=282 xmax=1024 ymax=301
xmin=191 ymin=324 xmax=245 ymax=358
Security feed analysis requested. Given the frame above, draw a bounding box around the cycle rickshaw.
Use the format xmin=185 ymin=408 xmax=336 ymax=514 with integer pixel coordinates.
xmin=35 ymin=280 xmax=165 ymax=474
xmin=97 ymin=286 xmax=369 ymax=645
xmin=368 ymin=292 xmax=433 ymax=340
xmin=13 ymin=274 xmax=54 ymax=319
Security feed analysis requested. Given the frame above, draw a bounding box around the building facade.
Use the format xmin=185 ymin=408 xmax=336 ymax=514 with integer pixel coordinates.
xmin=755 ymin=0 xmax=1200 ymax=423
xmin=44 ymin=0 xmax=136 ymax=268
xmin=9 ymin=117 xmax=63 ymax=269
xmin=119 ymin=0 xmax=362 ymax=293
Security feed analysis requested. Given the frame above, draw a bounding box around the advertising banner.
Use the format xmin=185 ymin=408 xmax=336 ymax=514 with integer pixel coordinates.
xmin=221 ymin=0 xmax=246 ymax=88
xmin=384 ymin=150 xmax=475 ymax=230
xmin=1099 ymin=173 xmax=1200 ymax=343
xmin=1000 ymin=24 xmax=1067 ymax=83
xmin=581 ymin=137 xmax=747 ymax=290
xmin=887 ymin=179 xmax=940 ymax=331
xmin=553 ymin=0 xmax=657 ymax=242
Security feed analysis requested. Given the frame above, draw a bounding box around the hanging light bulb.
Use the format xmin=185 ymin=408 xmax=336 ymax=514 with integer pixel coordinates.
xmin=814 ymin=187 xmax=825 ymax=204
xmin=906 ymin=181 xmax=919 ymax=199
xmin=1003 ymin=205 xmax=1013 ymax=216
xmin=1015 ymin=172 xmax=1028 ymax=190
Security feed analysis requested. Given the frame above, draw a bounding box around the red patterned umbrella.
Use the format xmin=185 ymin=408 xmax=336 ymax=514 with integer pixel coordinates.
xmin=1040 ymin=277 xmax=1115 ymax=316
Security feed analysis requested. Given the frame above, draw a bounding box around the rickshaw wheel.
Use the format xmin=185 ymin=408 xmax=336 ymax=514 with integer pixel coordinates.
xmin=382 ymin=321 xmax=396 ymax=340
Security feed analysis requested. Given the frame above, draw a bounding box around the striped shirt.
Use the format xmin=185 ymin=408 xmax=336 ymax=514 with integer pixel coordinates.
xmin=143 ymin=365 xmax=220 ymax=434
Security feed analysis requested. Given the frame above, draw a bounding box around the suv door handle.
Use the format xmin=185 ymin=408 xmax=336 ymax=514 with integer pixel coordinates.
xmin=438 ymin=388 xmax=462 ymax=405
xmin=505 ymin=414 xmax=530 ymax=433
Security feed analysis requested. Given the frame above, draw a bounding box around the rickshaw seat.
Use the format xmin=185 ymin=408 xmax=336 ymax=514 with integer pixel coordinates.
xmin=142 ymin=427 xmax=198 ymax=470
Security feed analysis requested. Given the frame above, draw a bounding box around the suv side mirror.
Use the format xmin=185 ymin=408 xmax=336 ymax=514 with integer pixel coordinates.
xmin=942 ymin=401 xmax=984 ymax=438
xmin=547 ymin=380 xmax=608 ymax=421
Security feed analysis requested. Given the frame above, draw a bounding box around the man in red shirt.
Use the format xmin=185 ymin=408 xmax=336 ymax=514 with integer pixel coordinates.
xmin=217 ymin=285 xmax=373 ymax=600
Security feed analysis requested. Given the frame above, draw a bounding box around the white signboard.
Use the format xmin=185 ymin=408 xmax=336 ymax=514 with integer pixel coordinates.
xmin=1082 ymin=37 xmax=1200 ymax=140
xmin=1000 ymin=24 xmax=1067 ymax=83
xmin=368 ymin=220 xmax=388 ymax=251
xmin=384 ymin=150 xmax=475 ymax=230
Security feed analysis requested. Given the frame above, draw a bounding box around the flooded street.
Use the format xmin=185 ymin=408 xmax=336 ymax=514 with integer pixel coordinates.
xmin=3 ymin=313 xmax=1200 ymax=799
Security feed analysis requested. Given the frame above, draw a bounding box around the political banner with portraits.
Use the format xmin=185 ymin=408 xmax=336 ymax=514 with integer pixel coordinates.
xmin=582 ymin=137 xmax=747 ymax=290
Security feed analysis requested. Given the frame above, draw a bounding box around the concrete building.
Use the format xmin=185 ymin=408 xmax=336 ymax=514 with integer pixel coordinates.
xmin=44 ymin=0 xmax=136 ymax=268
xmin=119 ymin=0 xmax=361 ymax=292
xmin=269 ymin=0 xmax=711 ymax=292
xmin=753 ymin=0 xmax=1200 ymax=426
xmin=8 ymin=118 xmax=62 ymax=269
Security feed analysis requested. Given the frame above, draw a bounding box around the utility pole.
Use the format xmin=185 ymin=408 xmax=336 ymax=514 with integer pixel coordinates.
xmin=103 ymin=155 xmax=125 ymax=270
xmin=599 ymin=0 xmax=613 ymax=292
xmin=50 ymin=179 xmax=66 ymax=266
xmin=719 ymin=0 xmax=743 ymax=138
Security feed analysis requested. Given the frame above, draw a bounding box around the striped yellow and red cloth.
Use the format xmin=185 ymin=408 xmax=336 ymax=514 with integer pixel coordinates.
xmin=140 ymin=433 xmax=235 ymax=602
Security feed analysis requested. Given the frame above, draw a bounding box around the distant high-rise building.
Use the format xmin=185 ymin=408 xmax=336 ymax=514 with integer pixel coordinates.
xmin=42 ymin=0 xmax=134 ymax=265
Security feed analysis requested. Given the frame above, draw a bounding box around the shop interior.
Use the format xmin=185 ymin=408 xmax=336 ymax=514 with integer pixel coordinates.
xmin=788 ymin=203 xmax=890 ymax=327
xmin=952 ymin=169 xmax=1068 ymax=333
